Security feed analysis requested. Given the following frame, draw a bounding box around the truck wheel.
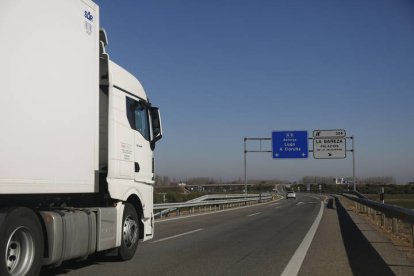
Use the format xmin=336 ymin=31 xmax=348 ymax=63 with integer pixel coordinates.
xmin=0 ymin=207 xmax=44 ymax=276
xmin=118 ymin=203 xmax=139 ymax=261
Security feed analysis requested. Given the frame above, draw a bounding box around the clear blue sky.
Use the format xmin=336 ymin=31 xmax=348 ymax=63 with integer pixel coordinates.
xmin=97 ymin=0 xmax=414 ymax=183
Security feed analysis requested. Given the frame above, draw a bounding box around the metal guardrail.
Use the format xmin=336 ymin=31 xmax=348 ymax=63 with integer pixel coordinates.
xmin=342 ymin=193 xmax=414 ymax=224
xmin=342 ymin=192 xmax=414 ymax=246
xmin=154 ymin=193 xmax=275 ymax=219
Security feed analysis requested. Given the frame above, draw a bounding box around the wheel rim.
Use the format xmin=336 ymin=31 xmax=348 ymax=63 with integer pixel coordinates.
xmin=123 ymin=215 xmax=138 ymax=249
xmin=5 ymin=226 xmax=35 ymax=276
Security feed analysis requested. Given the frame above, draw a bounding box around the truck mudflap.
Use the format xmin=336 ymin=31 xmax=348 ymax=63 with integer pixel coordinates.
xmin=142 ymin=212 xmax=154 ymax=241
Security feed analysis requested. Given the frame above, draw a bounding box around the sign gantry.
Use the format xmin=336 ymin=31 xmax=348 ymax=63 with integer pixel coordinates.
xmin=243 ymin=128 xmax=356 ymax=193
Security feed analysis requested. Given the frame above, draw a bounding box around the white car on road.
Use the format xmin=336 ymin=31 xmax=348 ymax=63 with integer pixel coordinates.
xmin=286 ymin=191 xmax=296 ymax=199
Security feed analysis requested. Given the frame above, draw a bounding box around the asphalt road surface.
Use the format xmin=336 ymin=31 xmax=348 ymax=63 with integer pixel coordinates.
xmin=42 ymin=194 xmax=325 ymax=276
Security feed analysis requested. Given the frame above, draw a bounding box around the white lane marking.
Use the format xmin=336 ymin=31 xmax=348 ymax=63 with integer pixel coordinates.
xmin=274 ymin=206 xmax=282 ymax=209
xmin=247 ymin=212 xmax=261 ymax=217
xmin=281 ymin=201 xmax=324 ymax=276
xmin=270 ymin=202 xmax=281 ymax=206
xmin=150 ymin=228 xmax=204 ymax=244
xmin=298 ymin=201 xmax=318 ymax=205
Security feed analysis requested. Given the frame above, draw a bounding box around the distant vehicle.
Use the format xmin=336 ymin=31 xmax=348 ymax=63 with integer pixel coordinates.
xmin=286 ymin=191 xmax=296 ymax=199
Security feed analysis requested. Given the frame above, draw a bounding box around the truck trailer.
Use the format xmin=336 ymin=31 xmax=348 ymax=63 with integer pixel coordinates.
xmin=0 ymin=0 xmax=162 ymax=275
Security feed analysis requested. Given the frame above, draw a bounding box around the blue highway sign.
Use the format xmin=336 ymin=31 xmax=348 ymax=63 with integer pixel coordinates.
xmin=272 ymin=131 xmax=308 ymax=159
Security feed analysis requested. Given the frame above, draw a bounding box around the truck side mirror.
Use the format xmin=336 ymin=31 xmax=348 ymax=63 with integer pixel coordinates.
xmin=99 ymin=29 xmax=108 ymax=46
xmin=150 ymin=107 xmax=162 ymax=150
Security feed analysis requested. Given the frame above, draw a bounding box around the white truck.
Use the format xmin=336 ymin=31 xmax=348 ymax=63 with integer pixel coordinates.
xmin=0 ymin=0 xmax=162 ymax=275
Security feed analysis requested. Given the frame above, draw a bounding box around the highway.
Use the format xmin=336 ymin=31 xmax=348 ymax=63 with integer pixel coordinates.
xmin=42 ymin=194 xmax=324 ymax=275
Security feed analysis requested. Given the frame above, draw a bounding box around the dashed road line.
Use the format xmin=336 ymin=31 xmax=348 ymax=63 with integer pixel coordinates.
xmin=247 ymin=212 xmax=262 ymax=217
xmin=150 ymin=228 xmax=204 ymax=244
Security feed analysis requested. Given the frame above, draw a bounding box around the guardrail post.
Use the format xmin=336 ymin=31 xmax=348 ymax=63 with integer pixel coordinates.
xmin=392 ymin=218 xmax=399 ymax=234
xmin=381 ymin=214 xmax=385 ymax=228
xmin=177 ymin=208 xmax=180 ymax=216
xmin=412 ymin=225 xmax=414 ymax=248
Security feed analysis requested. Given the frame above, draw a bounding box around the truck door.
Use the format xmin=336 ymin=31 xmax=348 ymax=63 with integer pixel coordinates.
xmin=125 ymin=96 xmax=153 ymax=183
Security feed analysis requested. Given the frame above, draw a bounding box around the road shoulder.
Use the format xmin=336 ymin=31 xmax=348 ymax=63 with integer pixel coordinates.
xmin=298 ymin=197 xmax=353 ymax=276
xmin=339 ymin=197 xmax=414 ymax=276
xmin=299 ymin=195 xmax=414 ymax=276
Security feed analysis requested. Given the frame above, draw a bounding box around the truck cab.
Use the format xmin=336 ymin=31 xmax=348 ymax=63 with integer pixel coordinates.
xmin=100 ymin=34 xmax=162 ymax=239
xmin=0 ymin=0 xmax=162 ymax=274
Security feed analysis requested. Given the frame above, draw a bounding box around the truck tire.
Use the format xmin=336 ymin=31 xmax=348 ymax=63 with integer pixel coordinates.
xmin=0 ymin=207 xmax=44 ymax=276
xmin=118 ymin=203 xmax=139 ymax=261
